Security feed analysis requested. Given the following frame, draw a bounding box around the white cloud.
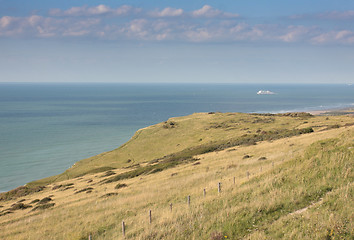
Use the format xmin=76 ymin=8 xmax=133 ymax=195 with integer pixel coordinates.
xmin=121 ymin=19 xmax=176 ymax=41
xmin=230 ymin=25 xmax=265 ymax=41
xmin=88 ymin=5 xmax=111 ymax=15
xmin=229 ymin=23 xmax=248 ymax=33
xmin=0 ymin=16 xmax=13 ymax=28
xmin=318 ymin=10 xmax=354 ymax=20
xmin=279 ymin=25 xmax=315 ymax=42
xmin=49 ymin=5 xmax=140 ymax=17
xmin=28 ymin=15 xmax=42 ymax=26
xmin=0 ymin=15 xmax=101 ymax=38
xmin=150 ymin=7 xmax=184 ymax=17
xmin=192 ymin=5 xmax=239 ymax=18
xmin=129 ymin=19 xmax=147 ymax=33
xmin=290 ymin=10 xmax=354 ymax=20
xmin=152 ymin=20 xmax=169 ymax=31
xmin=63 ymin=30 xmax=90 ymax=37
xmin=311 ymin=30 xmax=354 ymax=44
xmin=2 ymin=13 xmax=353 ymax=45
xmin=0 ymin=5 xmax=353 ymax=45
xmin=184 ymin=28 xmax=212 ymax=42
xmin=50 ymin=4 xmax=239 ymax=19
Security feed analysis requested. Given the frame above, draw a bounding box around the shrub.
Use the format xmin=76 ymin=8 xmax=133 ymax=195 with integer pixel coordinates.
xmin=31 ymin=203 xmax=55 ymax=211
xmin=74 ymin=188 xmax=93 ymax=194
xmin=0 ymin=186 xmax=45 ymax=201
xmin=38 ymin=197 xmax=52 ymax=204
xmin=9 ymin=203 xmax=32 ymax=211
xmin=100 ymin=193 xmax=118 ymax=198
xmin=100 ymin=170 xmax=116 ymax=178
xmin=115 ymin=183 xmax=128 ymax=189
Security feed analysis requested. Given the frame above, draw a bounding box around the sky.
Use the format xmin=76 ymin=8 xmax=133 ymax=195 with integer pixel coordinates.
xmin=0 ymin=0 xmax=354 ymax=83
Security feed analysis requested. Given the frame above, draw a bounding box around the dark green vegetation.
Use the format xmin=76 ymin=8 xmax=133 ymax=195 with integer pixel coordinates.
xmin=0 ymin=186 xmax=45 ymax=201
xmin=75 ymin=188 xmax=94 ymax=194
xmin=100 ymin=193 xmax=119 ymax=198
xmin=114 ymin=183 xmax=127 ymax=189
xmin=31 ymin=203 xmax=55 ymax=212
xmin=52 ymin=183 xmax=74 ymax=190
xmin=0 ymin=196 xmax=56 ymax=216
xmin=8 ymin=203 xmax=32 ymax=211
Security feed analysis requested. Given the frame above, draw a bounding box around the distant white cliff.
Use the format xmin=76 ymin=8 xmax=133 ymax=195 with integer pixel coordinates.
xmin=257 ymin=90 xmax=276 ymax=95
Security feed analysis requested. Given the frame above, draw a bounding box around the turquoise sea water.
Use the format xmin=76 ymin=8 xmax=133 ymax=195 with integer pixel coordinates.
xmin=0 ymin=83 xmax=353 ymax=192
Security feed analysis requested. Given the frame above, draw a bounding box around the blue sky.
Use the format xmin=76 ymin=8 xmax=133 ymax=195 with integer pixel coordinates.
xmin=1 ymin=0 xmax=354 ymax=83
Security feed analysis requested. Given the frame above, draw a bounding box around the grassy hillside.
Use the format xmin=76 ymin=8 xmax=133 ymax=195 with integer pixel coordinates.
xmin=0 ymin=112 xmax=353 ymax=240
xmin=29 ymin=112 xmax=353 ymax=185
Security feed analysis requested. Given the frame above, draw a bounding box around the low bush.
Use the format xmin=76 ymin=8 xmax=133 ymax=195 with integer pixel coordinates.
xmin=31 ymin=203 xmax=55 ymax=211
xmin=115 ymin=183 xmax=128 ymax=189
xmin=0 ymin=186 xmax=45 ymax=201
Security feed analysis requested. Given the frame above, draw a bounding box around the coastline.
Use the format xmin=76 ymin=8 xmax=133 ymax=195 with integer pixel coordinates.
xmin=1 ymin=106 xmax=353 ymax=193
xmin=306 ymin=107 xmax=354 ymax=116
xmin=0 ymin=82 xmax=353 ymax=192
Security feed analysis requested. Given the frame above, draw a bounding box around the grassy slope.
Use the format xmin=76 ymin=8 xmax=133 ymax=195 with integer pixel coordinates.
xmin=0 ymin=113 xmax=353 ymax=240
xmin=30 ymin=112 xmax=353 ymax=185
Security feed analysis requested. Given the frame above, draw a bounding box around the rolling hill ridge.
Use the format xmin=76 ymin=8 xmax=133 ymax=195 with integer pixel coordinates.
xmin=0 ymin=112 xmax=353 ymax=239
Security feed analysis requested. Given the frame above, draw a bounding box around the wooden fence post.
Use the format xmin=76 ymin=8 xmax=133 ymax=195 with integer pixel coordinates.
xmin=122 ymin=221 xmax=125 ymax=237
xmin=203 ymin=188 xmax=206 ymax=197
xmin=187 ymin=195 xmax=190 ymax=206
xmin=149 ymin=210 xmax=152 ymax=224
xmin=218 ymin=182 xmax=221 ymax=193
xmin=170 ymin=203 xmax=173 ymax=212
xmin=233 ymin=177 xmax=236 ymax=185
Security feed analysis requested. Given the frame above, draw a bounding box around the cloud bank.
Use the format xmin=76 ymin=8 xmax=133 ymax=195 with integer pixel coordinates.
xmin=1 ymin=5 xmax=354 ymax=45
xmin=49 ymin=5 xmax=141 ymax=17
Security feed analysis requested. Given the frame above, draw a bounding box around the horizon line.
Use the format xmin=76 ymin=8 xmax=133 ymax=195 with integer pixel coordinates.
xmin=0 ymin=82 xmax=352 ymax=85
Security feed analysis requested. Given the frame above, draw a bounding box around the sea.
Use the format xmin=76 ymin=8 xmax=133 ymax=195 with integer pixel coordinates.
xmin=0 ymin=83 xmax=353 ymax=192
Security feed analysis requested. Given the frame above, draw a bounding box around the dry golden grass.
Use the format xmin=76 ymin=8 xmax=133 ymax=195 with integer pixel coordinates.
xmin=0 ymin=113 xmax=353 ymax=239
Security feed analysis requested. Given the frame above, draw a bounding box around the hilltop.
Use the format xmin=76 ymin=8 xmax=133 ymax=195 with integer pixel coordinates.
xmin=0 ymin=112 xmax=353 ymax=239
